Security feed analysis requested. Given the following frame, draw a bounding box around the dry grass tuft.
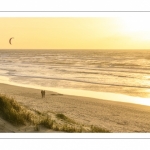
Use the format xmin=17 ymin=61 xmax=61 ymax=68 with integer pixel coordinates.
xmin=39 ymin=116 xmax=54 ymax=129
xmin=56 ymin=113 xmax=76 ymax=124
xmin=90 ymin=125 xmax=110 ymax=133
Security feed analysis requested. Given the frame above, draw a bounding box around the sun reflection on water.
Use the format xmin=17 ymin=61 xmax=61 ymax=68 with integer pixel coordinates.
xmin=0 ymin=75 xmax=150 ymax=106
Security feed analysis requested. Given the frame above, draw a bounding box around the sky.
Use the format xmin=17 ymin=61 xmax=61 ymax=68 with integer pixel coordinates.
xmin=1 ymin=17 xmax=150 ymax=49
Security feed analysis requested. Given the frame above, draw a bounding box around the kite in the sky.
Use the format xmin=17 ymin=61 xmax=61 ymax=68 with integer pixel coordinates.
xmin=9 ymin=37 xmax=14 ymax=45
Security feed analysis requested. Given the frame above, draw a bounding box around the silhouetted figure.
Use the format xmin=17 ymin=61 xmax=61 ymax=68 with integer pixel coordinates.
xmin=41 ymin=90 xmax=45 ymax=98
xmin=41 ymin=90 xmax=44 ymax=98
xmin=43 ymin=90 xmax=45 ymax=98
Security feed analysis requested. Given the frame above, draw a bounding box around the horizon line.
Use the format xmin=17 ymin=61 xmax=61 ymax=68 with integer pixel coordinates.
xmin=1 ymin=11 xmax=150 ymax=12
xmin=0 ymin=49 xmax=150 ymax=50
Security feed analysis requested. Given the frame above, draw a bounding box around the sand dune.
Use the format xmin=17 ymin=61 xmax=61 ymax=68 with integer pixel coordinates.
xmin=0 ymin=83 xmax=150 ymax=132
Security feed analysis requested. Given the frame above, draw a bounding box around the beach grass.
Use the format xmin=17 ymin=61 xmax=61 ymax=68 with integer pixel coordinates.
xmin=90 ymin=125 xmax=110 ymax=133
xmin=0 ymin=95 xmax=34 ymax=126
xmin=0 ymin=94 xmax=110 ymax=133
xmin=34 ymin=124 xmax=40 ymax=131
xmin=39 ymin=116 xmax=54 ymax=129
xmin=56 ymin=113 xmax=76 ymax=124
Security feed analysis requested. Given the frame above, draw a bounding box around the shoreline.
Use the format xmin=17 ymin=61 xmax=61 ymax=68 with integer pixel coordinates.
xmin=0 ymin=82 xmax=150 ymax=132
xmin=0 ymin=76 xmax=150 ymax=106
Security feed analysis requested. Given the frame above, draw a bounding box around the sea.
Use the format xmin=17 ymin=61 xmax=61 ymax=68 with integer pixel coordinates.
xmin=0 ymin=49 xmax=150 ymax=105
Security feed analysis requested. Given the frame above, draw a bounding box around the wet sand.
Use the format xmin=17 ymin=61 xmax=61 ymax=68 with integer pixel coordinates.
xmin=0 ymin=83 xmax=150 ymax=132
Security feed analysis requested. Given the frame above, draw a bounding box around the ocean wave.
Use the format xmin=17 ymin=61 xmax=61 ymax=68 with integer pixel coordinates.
xmin=1 ymin=50 xmax=150 ymax=92
xmin=7 ymin=74 xmax=150 ymax=89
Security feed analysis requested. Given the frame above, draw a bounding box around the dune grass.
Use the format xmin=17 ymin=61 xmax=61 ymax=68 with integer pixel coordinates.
xmin=0 ymin=94 xmax=110 ymax=133
xmin=34 ymin=124 xmax=40 ymax=131
xmin=90 ymin=125 xmax=110 ymax=133
xmin=0 ymin=95 xmax=34 ymax=125
xmin=56 ymin=113 xmax=68 ymax=120
xmin=39 ymin=116 xmax=54 ymax=129
xmin=56 ymin=113 xmax=76 ymax=124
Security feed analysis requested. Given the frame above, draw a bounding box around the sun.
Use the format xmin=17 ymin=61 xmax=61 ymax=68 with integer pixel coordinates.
xmin=119 ymin=15 xmax=150 ymax=41
xmin=120 ymin=15 xmax=150 ymax=32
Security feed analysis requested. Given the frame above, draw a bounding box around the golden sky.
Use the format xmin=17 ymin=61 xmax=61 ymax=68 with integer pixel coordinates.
xmin=1 ymin=17 xmax=150 ymax=49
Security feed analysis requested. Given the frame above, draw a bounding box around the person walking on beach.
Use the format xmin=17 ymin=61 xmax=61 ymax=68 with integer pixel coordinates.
xmin=41 ymin=90 xmax=44 ymax=98
xmin=43 ymin=90 xmax=45 ymax=98
xmin=41 ymin=90 xmax=45 ymax=98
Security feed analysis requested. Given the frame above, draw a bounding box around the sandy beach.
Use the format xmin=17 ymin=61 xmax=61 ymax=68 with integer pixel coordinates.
xmin=0 ymin=83 xmax=150 ymax=133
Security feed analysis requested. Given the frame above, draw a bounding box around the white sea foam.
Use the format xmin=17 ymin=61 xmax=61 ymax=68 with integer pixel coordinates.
xmin=0 ymin=75 xmax=150 ymax=106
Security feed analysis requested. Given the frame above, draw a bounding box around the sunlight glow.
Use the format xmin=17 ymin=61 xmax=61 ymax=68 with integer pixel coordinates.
xmin=121 ymin=17 xmax=150 ymax=32
xmin=120 ymin=16 xmax=150 ymax=41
